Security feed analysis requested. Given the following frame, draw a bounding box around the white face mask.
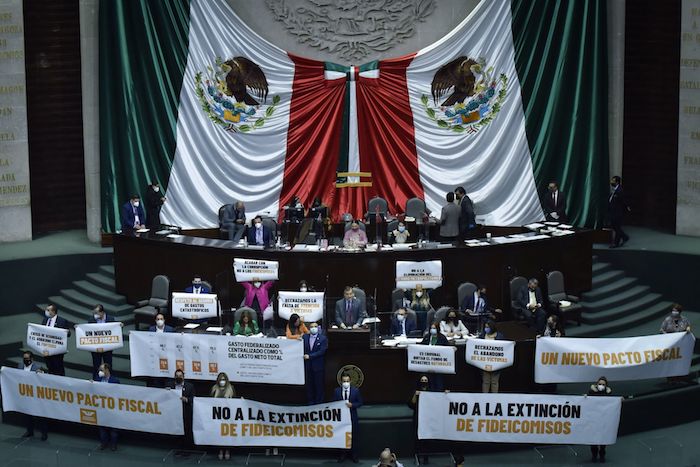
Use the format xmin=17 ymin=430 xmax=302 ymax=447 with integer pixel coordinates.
xmin=156 ymin=319 xmax=165 ymax=328
xmin=415 ymin=291 xmax=423 ymax=298
xmin=98 ymin=370 xmax=105 ymax=378
xmin=397 ymin=314 xmax=405 ymax=322
xmin=255 ymin=222 xmax=262 ymax=229
xmin=218 ymin=380 xmax=226 ymax=387
xmin=430 ymin=328 xmax=437 ymax=335
xmin=597 ymin=384 xmax=606 ymax=392
xmin=253 ymin=281 xmax=262 ymax=288
xmin=93 ymin=313 xmax=101 ymax=320
xmin=153 ymin=186 xmax=160 ymax=192
xmin=133 ymin=201 xmax=140 ymax=207
xmin=45 ymin=310 xmax=52 ymax=318
xmin=398 ymin=226 xmax=406 ymax=232
xmin=342 ymin=382 xmax=351 ymax=389
xmin=309 ymin=327 xmax=318 ymax=335
xmin=300 ymin=287 xmax=307 ymax=292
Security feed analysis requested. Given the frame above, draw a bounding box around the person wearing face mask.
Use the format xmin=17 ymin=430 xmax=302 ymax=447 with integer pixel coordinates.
xmin=343 ymin=221 xmax=368 ymax=248
xmin=120 ymin=194 xmax=146 ymax=232
xmin=222 ymin=201 xmax=247 ymax=242
xmin=18 ymin=351 xmax=48 ymax=440
xmin=478 ymin=320 xmax=505 ymax=393
xmin=302 ymin=321 xmax=328 ymax=404
xmin=587 ymin=376 xmax=612 ymax=462
xmin=168 ymin=369 xmax=196 ymax=449
xmin=390 ymin=221 xmax=411 ymax=244
xmin=439 ymin=191 xmax=460 ymax=243
xmin=608 ymin=175 xmax=630 ymax=248
xmin=148 ymin=313 xmax=175 ymax=333
xmin=298 ymin=280 xmax=314 ymax=293
xmin=234 ymin=310 xmax=260 ymax=336
xmin=660 ymin=304 xmax=691 ymax=334
xmin=247 ymin=215 xmax=273 ymax=246
xmin=542 ymin=181 xmax=567 ymax=223
xmin=41 ymin=304 xmax=71 ymax=375
xmin=440 ymin=309 xmax=468 ymax=338
xmin=210 ymin=372 xmax=236 ymax=460
xmin=241 ymin=278 xmax=274 ymax=320
xmin=408 ymin=375 xmax=434 ymax=464
xmin=185 ymin=275 xmax=211 ymax=294
xmin=410 ymin=284 xmax=433 ymax=330
xmin=333 ymin=373 xmax=363 ymax=463
xmin=87 ymin=304 xmax=118 ymax=380
xmin=541 ymin=315 xmax=562 ymax=337
xmin=420 ymin=322 xmax=449 ymax=392
xmin=93 ymin=363 xmax=120 ymax=450
xmin=145 ymin=181 xmax=166 ymax=230
xmin=285 ymin=313 xmax=309 ymax=339
xmin=390 ymin=308 xmax=417 ymax=336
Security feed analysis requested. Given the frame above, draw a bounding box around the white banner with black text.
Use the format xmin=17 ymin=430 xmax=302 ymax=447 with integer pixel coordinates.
xmin=75 ymin=322 xmax=124 ymax=352
xmin=395 ymin=260 xmax=443 ymax=289
xmin=171 ymin=292 xmax=219 ymax=320
xmin=233 ymin=258 xmax=279 ymax=282
xmin=277 ymin=291 xmax=325 ymax=322
xmin=407 ymin=344 xmax=456 ymax=374
xmin=26 ymin=323 xmax=68 ymax=356
xmin=465 ymin=338 xmax=515 ymax=371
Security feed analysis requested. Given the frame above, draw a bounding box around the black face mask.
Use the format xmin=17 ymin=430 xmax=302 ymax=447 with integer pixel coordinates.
xmin=23 ymin=359 xmax=32 ymax=366
xmin=420 ymin=382 xmax=429 ymax=390
xmin=176 ymin=377 xmax=184 ymax=384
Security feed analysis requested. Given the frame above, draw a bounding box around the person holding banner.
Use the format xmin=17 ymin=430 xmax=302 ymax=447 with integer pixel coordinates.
xmin=587 ymin=376 xmax=613 ymax=463
xmin=41 ymin=304 xmax=71 ymax=376
xmin=210 ymin=372 xmax=236 ymax=460
xmin=233 ymin=310 xmax=260 ymax=336
xmin=94 ymin=363 xmax=120 ymax=451
xmin=241 ymin=279 xmax=274 ymax=318
xmin=478 ymin=320 xmax=505 ymax=393
xmin=409 ymin=284 xmax=433 ymax=330
xmin=168 ymin=369 xmax=196 ymax=449
xmin=333 ymin=373 xmax=363 ymax=463
xmin=222 ymin=201 xmax=246 ymax=242
xmin=87 ymin=304 xmax=117 ymax=380
xmin=285 ymin=313 xmax=309 ymax=339
xmin=660 ymin=304 xmax=692 ymax=334
xmin=18 ymin=351 xmax=48 ymax=440
xmin=420 ymin=323 xmax=449 ymax=391
xmin=408 ymin=375 xmax=438 ymax=464
xmin=148 ymin=313 xmax=175 ymax=333
xmin=303 ymin=322 xmax=327 ymax=404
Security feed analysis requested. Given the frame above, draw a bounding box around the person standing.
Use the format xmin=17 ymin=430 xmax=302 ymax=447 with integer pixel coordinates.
xmin=88 ymin=304 xmax=118 ymax=380
xmin=222 ymin=201 xmax=246 ymax=242
xmin=660 ymin=304 xmax=691 ymax=333
xmin=241 ymin=279 xmax=274 ymax=321
xmin=210 ymin=372 xmax=236 ymax=460
xmin=608 ymin=175 xmax=630 ymax=248
xmin=334 ymin=373 xmax=363 ymax=463
xmin=168 ymin=369 xmax=196 ymax=449
xmin=454 ymin=186 xmax=476 ymax=240
xmin=94 ymin=363 xmax=120 ymax=451
xmin=439 ymin=192 xmax=460 ymax=243
xmin=587 ymin=376 xmax=613 ymax=463
xmin=18 ymin=351 xmax=48 ymax=440
xmin=302 ymin=322 xmax=327 ymax=404
xmin=41 ymin=304 xmax=70 ymax=376
xmin=120 ymin=194 xmax=146 ymax=232
xmin=420 ymin=323 xmax=449 ymax=391
xmin=145 ymin=181 xmax=166 ymax=230
xmin=478 ymin=320 xmax=505 ymax=393
xmin=542 ymin=181 xmax=567 ymax=223
xmin=408 ymin=375 xmax=433 ymax=465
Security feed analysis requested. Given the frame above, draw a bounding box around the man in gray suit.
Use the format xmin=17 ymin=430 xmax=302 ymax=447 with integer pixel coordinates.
xmin=334 ymin=286 xmax=364 ymax=329
xmin=18 ymin=351 xmax=48 ymax=440
xmin=439 ymin=192 xmax=460 ymax=243
xmin=222 ymin=201 xmax=246 ymax=242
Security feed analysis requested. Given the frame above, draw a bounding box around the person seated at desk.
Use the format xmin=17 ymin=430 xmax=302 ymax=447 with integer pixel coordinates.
xmin=462 ymin=284 xmax=488 ymax=314
xmin=285 ymin=313 xmax=309 ymax=339
xmin=390 ymin=308 xmax=416 ymax=336
xmin=233 ymin=309 xmax=259 ymax=336
xmin=247 ymin=215 xmax=273 ymax=246
xmin=335 ymin=286 xmax=364 ymax=329
xmin=421 ymin=322 xmax=449 ymax=346
xmin=299 ymin=280 xmax=313 ymax=292
xmin=517 ymin=278 xmax=547 ymax=333
xmin=222 ymin=201 xmax=246 ymax=242
xmin=148 ymin=313 xmax=174 ymax=332
xmin=185 ymin=275 xmax=210 ymax=294
xmin=439 ymin=309 xmax=468 ymax=338
xmin=120 ymin=194 xmax=146 ymax=232
xmin=390 ymin=221 xmax=410 ymax=244
xmin=343 ymin=221 xmax=368 ymax=248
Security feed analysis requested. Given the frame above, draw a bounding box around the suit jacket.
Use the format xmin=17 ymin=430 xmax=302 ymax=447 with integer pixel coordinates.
xmin=89 ymin=314 xmax=115 ymax=324
xmin=390 ymin=317 xmax=417 ymax=336
xmin=439 ymin=202 xmax=460 ymax=237
xmin=145 ymin=187 xmax=164 ymax=227
xmin=335 ymin=298 xmax=364 ymax=327
xmin=120 ymin=201 xmax=146 ymax=231
xmin=167 ymin=380 xmax=196 ymax=413
xmin=478 ymin=331 xmax=505 ymax=340
xmin=242 ymin=281 xmax=274 ymax=310
xmin=333 ymin=386 xmax=363 ymax=422
xmin=608 ymin=186 xmax=628 ymax=221
xmin=516 ymin=286 xmax=544 ymax=312
xmin=42 ymin=315 xmax=72 ymax=337
xmin=420 ymin=332 xmax=449 ymax=346
xmin=222 ymin=204 xmax=246 ymax=225
xmin=458 ymin=195 xmax=476 ymax=233
xmin=17 ymin=361 xmax=41 ymax=371
xmin=542 ymin=190 xmax=567 ymax=222
xmin=184 ymin=285 xmax=211 ymax=294
xmin=247 ymin=225 xmax=273 ymax=246
xmin=93 ymin=375 xmax=120 ymax=384
xmin=302 ymin=333 xmax=328 ymax=372
xmin=148 ymin=324 xmax=175 ymax=332
xmin=461 ymin=292 xmax=488 ymax=313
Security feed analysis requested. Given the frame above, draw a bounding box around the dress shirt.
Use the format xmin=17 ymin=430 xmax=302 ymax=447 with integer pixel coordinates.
xmin=528 ymin=290 xmax=537 ymax=307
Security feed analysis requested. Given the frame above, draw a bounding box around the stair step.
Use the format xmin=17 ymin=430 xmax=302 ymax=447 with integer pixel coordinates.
xmin=73 ymin=280 xmax=127 ymax=306
xmin=581 ymin=285 xmax=652 ymax=312
xmin=98 ymin=265 xmax=115 ymax=279
xmin=591 ymin=262 xmax=612 ymax=274
xmin=60 ymin=289 xmax=133 ymax=316
xmin=568 ymin=301 xmax=674 ymax=337
xmin=591 ymin=270 xmax=625 ymax=288
xmin=85 ymin=272 xmax=115 ymax=292
xmin=581 ymin=277 xmax=639 ymax=302
xmin=581 ymin=293 xmax=664 ymax=324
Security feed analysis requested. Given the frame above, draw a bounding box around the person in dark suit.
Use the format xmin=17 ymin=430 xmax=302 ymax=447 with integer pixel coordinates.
xmin=184 ymin=275 xmax=211 ymax=294
xmin=334 ymin=286 xmax=364 ymax=329
xmin=409 ymin=375 xmax=435 ymax=465
xmin=222 ymin=201 xmax=246 ymax=242
xmin=302 ymin=322 xmax=327 ymax=405
xmin=420 ymin=322 xmax=449 ymax=391
xmin=144 ymin=181 xmax=166 ymax=230
xmin=148 ymin=313 xmax=175 ymax=333
xmin=41 ymin=304 xmax=70 ymax=376
xmin=542 ymin=181 xmax=567 ymax=223
xmin=167 ymin=369 xmax=196 ymax=449
xmin=88 ymin=304 xmax=118 ymax=380
xmin=608 ymin=175 xmax=630 ymax=248
xmin=333 ymin=373 xmax=363 ymax=463
xmin=94 ymin=363 xmax=120 ymax=451
xmin=439 ymin=191 xmax=460 ymax=242
xmin=247 ymin=215 xmax=273 ymax=246
xmin=120 ymin=194 xmax=146 ymax=232
xmin=19 ymin=351 xmax=48 ymax=440
xmin=587 ymin=376 xmax=613 ymax=462
xmin=390 ymin=308 xmax=417 ymax=336
xmin=516 ymin=278 xmax=546 ymax=333
xmin=454 ymin=186 xmax=476 ymax=240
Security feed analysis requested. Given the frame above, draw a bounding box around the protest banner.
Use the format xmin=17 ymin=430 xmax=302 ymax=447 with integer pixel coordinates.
xmin=75 ymin=322 xmax=124 ymax=352
xmin=1 ymin=367 xmax=183 ymax=434
xmin=26 ymin=323 xmax=67 ymax=356
xmin=407 ymin=344 xmax=456 ymax=374
xmin=277 ymin=291 xmax=325 ymax=322
xmin=395 ymin=260 xmax=442 ymax=289
xmin=535 ymin=332 xmax=696 ymax=383
xmin=129 ymin=332 xmax=304 ymax=384
xmin=418 ymin=391 xmax=621 ymax=445
xmin=193 ymin=398 xmax=352 ymax=448
xmin=171 ymin=292 xmax=219 ymax=320
xmin=233 ymin=258 xmax=279 ymax=282
xmin=465 ymin=338 xmax=515 ymax=371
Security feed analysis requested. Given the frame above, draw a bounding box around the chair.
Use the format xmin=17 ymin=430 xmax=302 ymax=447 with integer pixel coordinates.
xmin=134 ymin=275 xmax=170 ymax=330
xmin=218 ymin=204 xmax=232 ymax=239
xmin=294 ymin=218 xmax=316 ymax=244
xmin=457 ymin=282 xmax=477 ymax=310
xmin=352 ymin=287 xmax=368 ymax=317
xmin=509 ymin=276 xmax=528 ymax=321
xmin=233 ymin=306 xmax=260 ymax=328
xmin=423 ymin=306 xmax=447 ymax=332
xmin=261 ymin=217 xmax=278 ymax=242
xmin=546 ymin=271 xmax=582 ymax=326
xmin=202 ymin=281 xmax=214 ymax=293
xmin=366 ymin=197 xmax=388 ymax=219
xmin=391 ymin=287 xmax=407 ymax=311
xmin=405 ymin=197 xmax=428 ymax=223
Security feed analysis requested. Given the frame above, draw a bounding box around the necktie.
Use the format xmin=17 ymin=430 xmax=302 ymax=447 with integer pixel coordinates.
xmin=344 ymin=390 xmax=348 ymax=401
xmin=345 ymin=301 xmax=352 ymax=324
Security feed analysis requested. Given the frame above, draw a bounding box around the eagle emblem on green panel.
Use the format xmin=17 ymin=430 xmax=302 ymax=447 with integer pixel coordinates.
xmin=195 ymin=56 xmax=281 ymax=133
